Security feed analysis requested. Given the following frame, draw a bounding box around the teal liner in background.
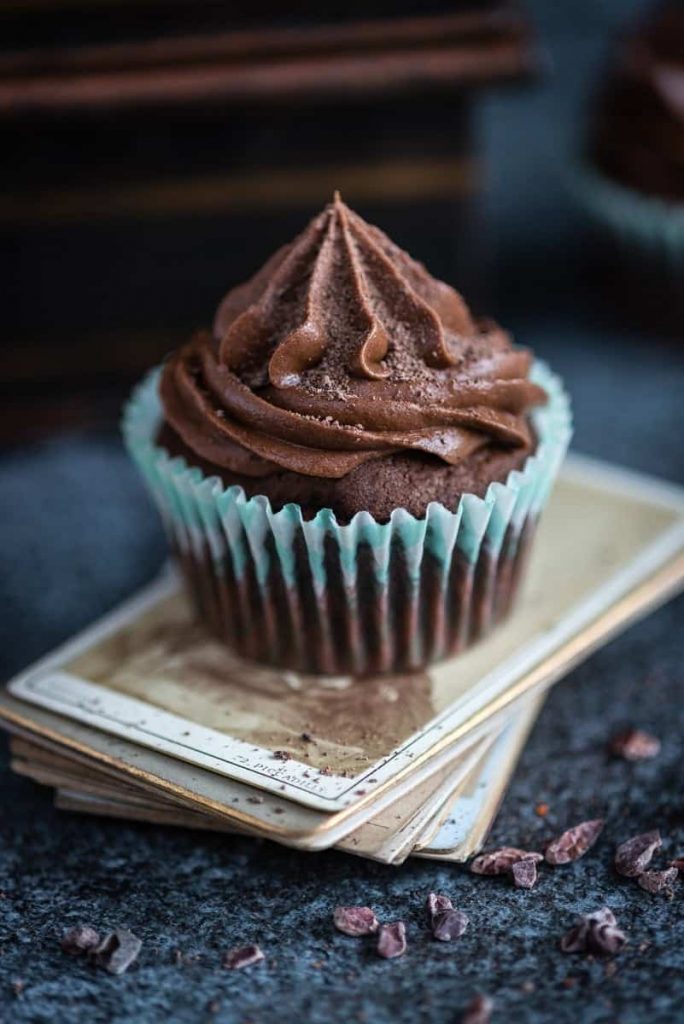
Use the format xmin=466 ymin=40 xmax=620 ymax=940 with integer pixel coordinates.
xmin=571 ymin=164 xmax=684 ymax=277
xmin=123 ymin=362 xmax=572 ymax=675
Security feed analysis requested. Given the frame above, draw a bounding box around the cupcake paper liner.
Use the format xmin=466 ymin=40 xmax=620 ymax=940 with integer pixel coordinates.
xmin=123 ymin=361 xmax=571 ymax=676
xmin=571 ymin=163 xmax=684 ymax=278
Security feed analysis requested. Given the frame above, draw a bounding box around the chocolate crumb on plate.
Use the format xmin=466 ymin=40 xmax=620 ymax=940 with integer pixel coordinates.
xmin=432 ymin=909 xmax=469 ymax=942
xmin=91 ymin=929 xmax=142 ymax=975
xmin=426 ymin=892 xmax=453 ymax=923
xmin=560 ymin=907 xmax=627 ymax=956
xmin=545 ymin=819 xmax=604 ymax=865
xmin=273 ymin=750 xmax=291 ymax=761
xmin=609 ymin=728 xmax=661 ymax=761
xmin=60 ymin=925 xmax=101 ymax=956
xmin=511 ymin=858 xmax=538 ymax=889
xmin=377 ymin=922 xmax=407 ymax=959
xmin=223 ymin=944 xmax=265 ymax=970
xmin=637 ymin=867 xmax=679 ymax=895
xmin=461 ymin=993 xmax=494 ymax=1024
xmin=333 ymin=906 xmax=379 ymax=937
xmin=470 ymin=848 xmax=543 ymax=876
xmin=615 ymin=831 xmax=662 ymax=877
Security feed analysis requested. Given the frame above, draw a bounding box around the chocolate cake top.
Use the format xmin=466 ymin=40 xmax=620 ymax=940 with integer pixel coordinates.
xmin=161 ymin=194 xmax=545 ymax=480
xmin=592 ymin=2 xmax=684 ymax=203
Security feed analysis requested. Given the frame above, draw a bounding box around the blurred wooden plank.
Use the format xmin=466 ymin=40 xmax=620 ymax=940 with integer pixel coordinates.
xmin=0 ymin=10 xmax=530 ymax=74
xmin=0 ymin=155 xmax=477 ymax=224
xmin=0 ymin=10 xmax=536 ymax=114
xmin=0 ymin=45 xmax=532 ymax=114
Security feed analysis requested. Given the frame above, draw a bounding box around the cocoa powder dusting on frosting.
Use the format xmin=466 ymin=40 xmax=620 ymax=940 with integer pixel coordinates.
xmin=160 ymin=194 xmax=546 ymax=481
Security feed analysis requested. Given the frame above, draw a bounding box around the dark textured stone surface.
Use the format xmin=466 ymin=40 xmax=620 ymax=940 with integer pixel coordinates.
xmin=0 ymin=597 xmax=683 ymax=1023
xmin=1 ymin=2 xmax=683 ymax=1021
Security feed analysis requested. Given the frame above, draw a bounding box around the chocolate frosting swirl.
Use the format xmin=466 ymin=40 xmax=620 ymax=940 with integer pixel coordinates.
xmin=161 ymin=194 xmax=546 ymax=480
xmin=592 ymin=3 xmax=684 ymax=202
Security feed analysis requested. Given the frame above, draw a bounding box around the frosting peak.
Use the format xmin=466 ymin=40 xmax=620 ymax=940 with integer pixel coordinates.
xmin=215 ymin=192 xmax=475 ymax=392
xmin=161 ymin=197 xmax=546 ymax=481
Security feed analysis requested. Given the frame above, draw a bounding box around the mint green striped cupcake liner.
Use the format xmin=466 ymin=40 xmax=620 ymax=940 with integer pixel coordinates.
xmin=123 ymin=361 xmax=571 ymax=676
xmin=572 ymin=164 xmax=684 ymax=277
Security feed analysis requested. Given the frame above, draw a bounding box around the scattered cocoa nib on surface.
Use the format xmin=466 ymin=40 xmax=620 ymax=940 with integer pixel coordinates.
xmin=60 ymin=925 xmax=101 ymax=957
xmin=637 ymin=867 xmax=679 ymax=895
xmin=273 ymin=750 xmax=291 ymax=761
xmin=512 ymin=858 xmax=538 ymax=889
xmin=333 ymin=906 xmax=379 ymax=937
xmin=470 ymin=847 xmax=542 ymax=876
xmin=91 ymin=930 xmax=142 ymax=975
xmin=432 ymin=909 xmax=469 ymax=942
xmin=426 ymin=892 xmax=453 ymax=923
xmin=223 ymin=944 xmax=265 ymax=970
xmin=560 ymin=908 xmax=626 ymax=956
xmin=377 ymin=922 xmax=407 ymax=959
xmin=609 ymin=728 xmax=661 ymax=761
xmin=461 ymin=993 xmax=494 ymax=1024
xmin=615 ymin=831 xmax=662 ymax=877
xmin=545 ymin=819 xmax=604 ymax=865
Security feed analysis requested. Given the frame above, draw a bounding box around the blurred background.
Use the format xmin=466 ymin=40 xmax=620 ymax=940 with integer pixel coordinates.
xmin=1 ymin=0 xmax=683 ymax=671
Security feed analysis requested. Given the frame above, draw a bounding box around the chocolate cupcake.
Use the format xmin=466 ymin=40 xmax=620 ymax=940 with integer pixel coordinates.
xmin=575 ymin=2 xmax=684 ymax=328
xmin=124 ymin=196 xmax=570 ymax=675
xmin=592 ymin=3 xmax=683 ymax=205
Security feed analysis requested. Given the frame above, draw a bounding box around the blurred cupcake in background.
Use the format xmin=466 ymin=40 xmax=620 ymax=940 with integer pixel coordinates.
xmin=124 ymin=195 xmax=570 ymax=677
xmin=574 ymin=2 xmax=684 ymax=333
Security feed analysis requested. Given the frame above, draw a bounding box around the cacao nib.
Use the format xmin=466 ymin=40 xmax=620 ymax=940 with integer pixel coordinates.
xmin=461 ymin=994 xmax=493 ymax=1024
xmin=377 ymin=922 xmax=407 ymax=959
xmin=432 ymin=909 xmax=469 ymax=942
xmin=512 ymin=858 xmax=538 ymax=889
xmin=609 ymin=728 xmax=661 ymax=761
xmin=637 ymin=867 xmax=679 ymax=895
xmin=426 ymin=892 xmax=453 ymax=924
xmin=615 ymin=831 xmax=662 ymax=877
xmin=60 ymin=925 xmax=100 ymax=956
xmin=223 ymin=944 xmax=265 ymax=970
xmin=333 ymin=906 xmax=379 ymax=936
xmin=545 ymin=819 xmax=604 ymax=865
xmin=470 ymin=848 xmax=542 ymax=876
xmin=91 ymin=930 xmax=142 ymax=975
xmin=273 ymin=750 xmax=291 ymax=761
xmin=560 ymin=908 xmax=626 ymax=956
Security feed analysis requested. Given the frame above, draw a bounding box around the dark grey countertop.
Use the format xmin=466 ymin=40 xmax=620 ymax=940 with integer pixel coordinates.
xmin=1 ymin=2 xmax=683 ymax=1021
